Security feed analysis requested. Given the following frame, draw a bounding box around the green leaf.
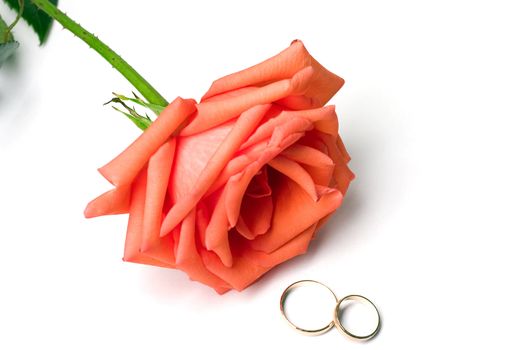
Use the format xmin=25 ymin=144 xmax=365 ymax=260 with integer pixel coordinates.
xmin=0 ymin=41 xmax=19 ymax=66
xmin=114 ymin=92 xmax=165 ymax=115
xmin=3 ymin=0 xmax=58 ymax=45
xmin=111 ymin=106 xmax=152 ymax=131
xmin=104 ymin=94 xmax=154 ymax=131
xmin=104 ymin=92 xmax=169 ymax=131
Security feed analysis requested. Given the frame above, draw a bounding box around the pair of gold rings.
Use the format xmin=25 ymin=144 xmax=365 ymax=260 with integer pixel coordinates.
xmin=280 ymin=280 xmax=381 ymax=341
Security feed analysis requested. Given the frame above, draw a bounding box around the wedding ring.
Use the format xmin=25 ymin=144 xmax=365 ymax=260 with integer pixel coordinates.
xmin=280 ymin=280 xmax=338 ymax=336
xmin=333 ymin=294 xmax=381 ymax=341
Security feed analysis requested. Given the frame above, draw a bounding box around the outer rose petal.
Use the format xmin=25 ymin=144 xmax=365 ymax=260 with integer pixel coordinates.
xmin=201 ymin=224 xmax=317 ymax=291
xmin=180 ymin=67 xmax=313 ymax=135
xmin=99 ymin=97 xmax=196 ymax=187
xmin=202 ymin=40 xmax=344 ymax=108
xmin=316 ymin=132 xmax=355 ymax=195
xmin=175 ymin=210 xmax=231 ymax=294
xmin=337 ymin=135 xmax=352 ymax=163
xmin=123 ymin=169 xmax=177 ymax=268
xmin=141 ymin=137 xmax=177 ymax=252
xmin=84 ymin=185 xmax=131 ymax=218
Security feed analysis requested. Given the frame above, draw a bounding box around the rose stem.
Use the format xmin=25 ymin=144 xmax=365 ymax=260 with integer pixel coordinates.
xmin=3 ymin=0 xmax=24 ymax=43
xmin=31 ymin=0 xmax=169 ymax=107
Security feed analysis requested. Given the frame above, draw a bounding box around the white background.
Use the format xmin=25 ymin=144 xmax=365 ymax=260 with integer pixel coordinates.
xmin=1 ymin=0 xmax=524 ymax=348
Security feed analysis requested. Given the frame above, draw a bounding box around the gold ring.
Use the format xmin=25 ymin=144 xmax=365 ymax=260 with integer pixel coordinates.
xmin=280 ymin=280 xmax=338 ymax=336
xmin=333 ymin=294 xmax=381 ymax=341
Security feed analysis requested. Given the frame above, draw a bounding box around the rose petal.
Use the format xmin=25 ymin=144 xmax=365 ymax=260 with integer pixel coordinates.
xmin=201 ymin=224 xmax=317 ymax=291
xmin=206 ymin=111 xmax=312 ymax=198
xmin=249 ymin=175 xmax=343 ymax=253
xmin=336 ymin=134 xmax=351 ymax=163
xmin=170 ymin=121 xmax=235 ymax=201
xmin=180 ymin=67 xmax=313 ymax=136
xmin=202 ymin=40 xmax=344 ymax=107
xmin=282 ymin=105 xmax=339 ymax=135
xmin=175 ymin=209 xmax=231 ymax=294
xmin=123 ymin=168 xmax=177 ymax=268
xmin=316 ymin=132 xmax=355 ymax=195
xmin=240 ymin=105 xmax=335 ymax=152
xmin=224 ymin=162 xmax=261 ymax=227
xmin=84 ymin=185 xmax=131 ymax=218
xmin=268 ymin=155 xmax=317 ymax=201
xmin=236 ymin=194 xmax=273 ymax=240
xmin=275 ymin=95 xmax=318 ymax=110
xmin=300 ymin=164 xmax=334 ymax=187
xmin=243 ymin=224 xmax=317 ymax=268
xmin=281 ymin=143 xmax=335 ymax=186
xmin=280 ymin=143 xmax=334 ymax=167
xmin=161 ymin=104 xmax=271 ymax=236
xmin=205 ymin=141 xmax=277 ymax=195
xmin=202 ymin=87 xmax=259 ymax=103
xmin=219 ymin=163 xmax=274 ymax=240
xmin=245 ymin=167 xmax=272 ymax=198
xmin=99 ymin=97 xmax=196 ymax=187
xmin=141 ymin=137 xmax=177 ymax=252
xmin=204 ymin=189 xmax=233 ymax=267
xmin=195 ymin=204 xmax=210 ymax=248
xmin=205 ymin=111 xmax=314 ymax=198
xmin=206 ymin=164 xmax=274 ymax=264
xmin=123 ymin=168 xmax=147 ymax=262
xmin=268 ymin=118 xmax=312 ymax=148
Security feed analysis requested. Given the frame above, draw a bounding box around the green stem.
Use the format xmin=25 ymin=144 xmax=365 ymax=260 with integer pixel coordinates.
xmin=0 ymin=15 xmax=12 ymax=44
xmin=31 ymin=0 xmax=168 ymax=107
xmin=3 ymin=0 xmax=24 ymax=43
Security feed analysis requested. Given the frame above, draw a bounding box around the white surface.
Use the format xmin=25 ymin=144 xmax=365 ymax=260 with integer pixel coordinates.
xmin=1 ymin=0 xmax=524 ymax=348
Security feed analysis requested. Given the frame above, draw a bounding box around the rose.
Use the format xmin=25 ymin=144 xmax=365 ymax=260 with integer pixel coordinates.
xmin=85 ymin=40 xmax=355 ymax=294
